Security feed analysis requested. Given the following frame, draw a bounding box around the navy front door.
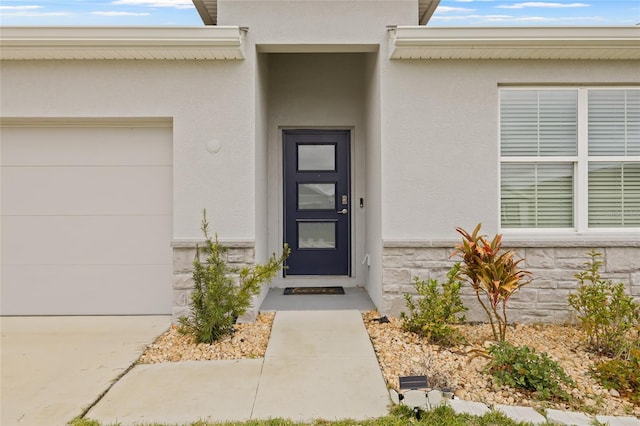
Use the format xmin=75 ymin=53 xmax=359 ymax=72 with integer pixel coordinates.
xmin=283 ymin=130 xmax=350 ymax=275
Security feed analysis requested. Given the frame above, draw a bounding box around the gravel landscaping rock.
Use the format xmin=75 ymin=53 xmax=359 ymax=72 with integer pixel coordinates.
xmin=362 ymin=310 xmax=639 ymax=418
xmin=136 ymin=310 xmax=638 ymax=418
xmin=138 ymin=312 xmax=274 ymax=363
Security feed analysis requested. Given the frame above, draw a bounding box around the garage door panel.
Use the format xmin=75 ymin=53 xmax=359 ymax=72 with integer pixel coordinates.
xmin=1 ymin=126 xmax=172 ymax=166
xmin=1 ymin=123 xmax=173 ymax=315
xmin=0 ymin=265 xmax=173 ymax=315
xmin=2 ymin=166 xmax=172 ymax=216
xmin=3 ymin=215 xmax=172 ymax=266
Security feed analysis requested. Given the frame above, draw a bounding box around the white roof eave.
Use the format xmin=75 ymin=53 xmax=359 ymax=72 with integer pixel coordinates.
xmin=419 ymin=0 xmax=441 ymax=25
xmin=389 ymin=26 xmax=640 ymax=60
xmin=0 ymin=26 xmax=246 ymax=60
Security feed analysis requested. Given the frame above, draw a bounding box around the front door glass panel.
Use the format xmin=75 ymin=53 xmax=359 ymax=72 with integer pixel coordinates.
xmin=298 ymin=183 xmax=335 ymax=210
xmin=298 ymin=222 xmax=336 ymax=249
xmin=298 ymin=144 xmax=335 ymax=171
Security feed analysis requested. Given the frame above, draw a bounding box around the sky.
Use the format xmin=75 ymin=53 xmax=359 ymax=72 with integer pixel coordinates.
xmin=0 ymin=0 xmax=638 ymax=26
xmin=430 ymin=0 xmax=640 ymax=26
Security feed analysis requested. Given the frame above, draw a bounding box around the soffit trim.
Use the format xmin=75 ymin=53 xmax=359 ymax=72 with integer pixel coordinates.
xmin=0 ymin=26 xmax=245 ymax=60
xmin=389 ymin=26 xmax=640 ymax=60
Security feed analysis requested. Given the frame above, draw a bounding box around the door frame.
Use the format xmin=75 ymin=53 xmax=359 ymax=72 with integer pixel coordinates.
xmin=282 ymin=129 xmax=351 ymax=276
xmin=267 ymin=126 xmax=364 ymax=287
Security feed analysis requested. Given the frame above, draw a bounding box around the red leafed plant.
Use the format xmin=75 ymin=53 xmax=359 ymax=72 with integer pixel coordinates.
xmin=452 ymin=223 xmax=532 ymax=342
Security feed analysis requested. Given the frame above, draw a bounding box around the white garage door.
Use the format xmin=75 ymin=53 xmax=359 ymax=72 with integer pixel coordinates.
xmin=1 ymin=122 xmax=173 ymax=315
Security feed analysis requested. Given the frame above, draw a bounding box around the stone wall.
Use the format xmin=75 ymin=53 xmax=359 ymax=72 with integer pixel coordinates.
xmin=382 ymin=240 xmax=640 ymax=324
xmin=171 ymin=240 xmax=255 ymax=323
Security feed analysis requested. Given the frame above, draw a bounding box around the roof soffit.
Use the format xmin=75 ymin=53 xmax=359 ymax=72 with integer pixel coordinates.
xmin=0 ymin=26 xmax=245 ymax=60
xmin=389 ymin=26 xmax=640 ymax=60
xmin=193 ymin=0 xmax=217 ymax=25
xmin=419 ymin=0 xmax=440 ymax=25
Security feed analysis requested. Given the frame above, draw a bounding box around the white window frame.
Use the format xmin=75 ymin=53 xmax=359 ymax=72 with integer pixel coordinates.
xmin=499 ymin=86 xmax=640 ymax=235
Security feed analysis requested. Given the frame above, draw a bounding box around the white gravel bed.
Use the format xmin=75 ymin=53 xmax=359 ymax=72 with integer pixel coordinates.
xmin=362 ymin=310 xmax=639 ymax=418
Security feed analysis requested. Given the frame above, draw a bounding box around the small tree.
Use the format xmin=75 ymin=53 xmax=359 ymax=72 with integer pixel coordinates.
xmin=179 ymin=210 xmax=289 ymax=343
xmin=452 ymin=223 xmax=532 ymax=342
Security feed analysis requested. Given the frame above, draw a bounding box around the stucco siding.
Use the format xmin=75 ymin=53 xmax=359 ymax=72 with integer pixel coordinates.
xmin=2 ymin=18 xmax=638 ymax=320
xmin=0 ymin=59 xmax=256 ymax=241
xmin=364 ymin=52 xmax=384 ymax=308
xmin=380 ymin=59 xmax=640 ymax=241
xmin=265 ymin=53 xmax=369 ymax=287
xmin=218 ymin=0 xmax=418 ymax=44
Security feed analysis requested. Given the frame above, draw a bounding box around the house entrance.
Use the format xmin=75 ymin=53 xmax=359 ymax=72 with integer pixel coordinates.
xmin=283 ymin=130 xmax=350 ymax=275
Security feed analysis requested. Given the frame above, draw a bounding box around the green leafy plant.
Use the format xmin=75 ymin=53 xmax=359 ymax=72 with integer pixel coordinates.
xmin=567 ymin=250 xmax=640 ymax=357
xmin=400 ymin=263 xmax=467 ymax=346
xmin=487 ymin=342 xmax=575 ymax=401
xmin=592 ymin=347 xmax=640 ymax=404
xmin=452 ymin=223 xmax=532 ymax=342
xmin=179 ymin=209 xmax=289 ymax=344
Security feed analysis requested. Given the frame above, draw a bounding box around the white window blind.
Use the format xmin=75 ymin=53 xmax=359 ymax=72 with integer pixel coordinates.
xmin=501 ymin=90 xmax=577 ymax=157
xmin=500 ymin=87 xmax=639 ymax=231
xmin=588 ymin=162 xmax=640 ymax=227
xmin=501 ymin=163 xmax=574 ymax=228
xmin=588 ymin=90 xmax=640 ymax=227
xmin=589 ymin=90 xmax=640 ymax=156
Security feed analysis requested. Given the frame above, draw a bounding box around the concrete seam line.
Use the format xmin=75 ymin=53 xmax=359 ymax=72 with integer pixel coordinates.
xmin=74 ymin=360 xmax=141 ymax=422
xmin=249 ymin=311 xmax=274 ymax=419
xmin=249 ymin=357 xmax=267 ymax=420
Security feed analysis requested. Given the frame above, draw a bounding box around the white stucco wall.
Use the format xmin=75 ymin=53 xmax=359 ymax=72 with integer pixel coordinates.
xmin=265 ymin=53 xmax=369 ymax=286
xmin=0 ymin=59 xmax=255 ymax=241
xmin=218 ymin=0 xmax=418 ymax=44
xmin=380 ymin=59 xmax=640 ymax=241
xmin=364 ymin=52 xmax=384 ymax=307
xmin=249 ymin=51 xmax=272 ymax=312
xmin=4 ymin=5 xmax=637 ymax=319
xmin=255 ymin=52 xmax=270 ymax=262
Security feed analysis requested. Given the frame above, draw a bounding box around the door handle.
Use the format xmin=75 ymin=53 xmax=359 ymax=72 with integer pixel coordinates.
xmin=338 ymin=209 xmax=348 ymax=215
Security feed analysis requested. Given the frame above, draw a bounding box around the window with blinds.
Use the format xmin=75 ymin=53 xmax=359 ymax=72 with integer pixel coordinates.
xmin=500 ymin=87 xmax=640 ymax=231
xmin=588 ymin=90 xmax=640 ymax=227
xmin=501 ymin=163 xmax=574 ymax=228
xmin=501 ymin=90 xmax=577 ymax=157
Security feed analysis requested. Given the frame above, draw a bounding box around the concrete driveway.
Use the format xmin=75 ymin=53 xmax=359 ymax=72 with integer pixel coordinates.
xmin=0 ymin=316 xmax=170 ymax=426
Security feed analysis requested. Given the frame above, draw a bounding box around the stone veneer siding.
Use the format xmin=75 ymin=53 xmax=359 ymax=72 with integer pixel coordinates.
xmin=172 ymin=240 xmax=255 ymax=323
xmin=382 ymin=240 xmax=640 ymax=324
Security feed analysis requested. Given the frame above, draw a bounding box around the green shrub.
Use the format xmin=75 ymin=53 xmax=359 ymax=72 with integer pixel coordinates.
xmin=487 ymin=342 xmax=575 ymax=401
xmin=179 ymin=210 xmax=289 ymax=344
xmin=567 ymin=250 xmax=640 ymax=357
xmin=400 ymin=263 xmax=467 ymax=346
xmin=592 ymin=347 xmax=640 ymax=404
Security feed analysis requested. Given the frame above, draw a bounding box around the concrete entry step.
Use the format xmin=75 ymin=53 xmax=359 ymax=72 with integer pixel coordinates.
xmin=260 ymin=287 xmax=376 ymax=311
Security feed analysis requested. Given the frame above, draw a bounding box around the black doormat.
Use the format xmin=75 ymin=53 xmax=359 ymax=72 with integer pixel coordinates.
xmin=283 ymin=286 xmax=345 ymax=295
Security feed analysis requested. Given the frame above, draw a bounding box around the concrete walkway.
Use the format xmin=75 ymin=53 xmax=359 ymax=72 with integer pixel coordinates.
xmin=0 ymin=316 xmax=170 ymax=426
xmin=86 ymin=310 xmax=390 ymax=424
xmin=3 ymin=312 xmax=639 ymax=425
